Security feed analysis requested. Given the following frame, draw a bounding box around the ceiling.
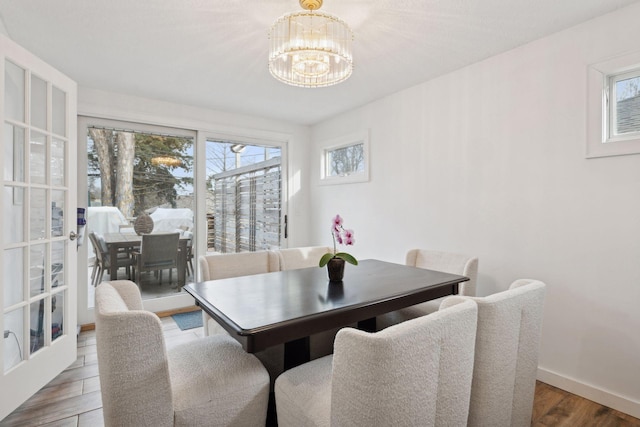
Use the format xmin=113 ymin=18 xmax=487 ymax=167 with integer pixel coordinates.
xmin=1 ymin=0 xmax=638 ymax=126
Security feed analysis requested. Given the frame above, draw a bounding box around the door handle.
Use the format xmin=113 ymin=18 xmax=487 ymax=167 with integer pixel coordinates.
xmin=69 ymin=231 xmax=78 ymax=241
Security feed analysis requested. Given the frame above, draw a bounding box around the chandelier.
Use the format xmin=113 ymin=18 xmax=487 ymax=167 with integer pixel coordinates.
xmin=269 ymin=0 xmax=353 ymax=88
xmin=151 ymin=156 xmax=182 ymax=167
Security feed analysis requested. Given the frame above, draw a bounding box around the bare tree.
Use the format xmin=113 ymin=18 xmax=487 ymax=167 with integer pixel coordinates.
xmin=115 ymin=132 xmax=135 ymax=219
xmin=330 ymin=144 xmax=364 ymax=176
xmin=88 ymin=128 xmax=114 ymax=205
xmin=89 ymin=128 xmax=135 ymax=218
xmin=617 ymin=77 xmax=640 ymax=101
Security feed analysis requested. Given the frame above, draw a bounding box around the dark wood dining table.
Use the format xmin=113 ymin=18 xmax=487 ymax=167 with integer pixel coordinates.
xmin=102 ymin=232 xmax=190 ymax=285
xmin=183 ymin=259 xmax=469 ymax=369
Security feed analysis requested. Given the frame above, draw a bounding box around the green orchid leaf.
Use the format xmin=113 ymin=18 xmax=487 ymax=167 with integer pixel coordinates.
xmin=335 ymin=252 xmax=358 ymax=265
xmin=319 ymin=253 xmax=335 ymax=267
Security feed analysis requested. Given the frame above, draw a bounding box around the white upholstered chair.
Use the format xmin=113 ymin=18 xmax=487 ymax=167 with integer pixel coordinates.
xmin=198 ymin=251 xmax=283 ymax=383
xmin=275 ymin=246 xmax=332 ymax=270
xmin=198 ymin=251 xmax=279 ymax=336
xmin=275 ymin=297 xmax=478 ymax=427
xmin=94 ymin=280 xmax=269 ymax=427
xmin=465 ymin=279 xmax=546 ymax=427
xmin=377 ymin=248 xmax=478 ymax=330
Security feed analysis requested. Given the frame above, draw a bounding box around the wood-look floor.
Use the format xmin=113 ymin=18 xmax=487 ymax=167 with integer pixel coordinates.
xmin=1 ymin=314 xmax=638 ymax=427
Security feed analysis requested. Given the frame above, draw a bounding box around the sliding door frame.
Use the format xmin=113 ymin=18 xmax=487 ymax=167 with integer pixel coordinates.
xmin=77 ymin=116 xmax=291 ymax=325
xmin=77 ymin=116 xmax=197 ymax=324
xmin=196 ymin=130 xmax=289 ymax=258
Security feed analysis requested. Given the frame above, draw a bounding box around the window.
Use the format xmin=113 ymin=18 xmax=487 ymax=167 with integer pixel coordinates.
xmin=320 ymin=130 xmax=370 ymax=184
xmin=206 ymin=139 xmax=283 ymax=253
xmin=81 ymin=118 xmax=196 ymax=304
xmin=608 ymin=68 xmax=640 ymax=140
xmin=326 ymin=143 xmax=365 ymax=177
xmin=587 ymin=52 xmax=640 ymax=158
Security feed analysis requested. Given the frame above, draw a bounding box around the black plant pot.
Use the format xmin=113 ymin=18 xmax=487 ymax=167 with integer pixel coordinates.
xmin=327 ymin=257 xmax=345 ymax=282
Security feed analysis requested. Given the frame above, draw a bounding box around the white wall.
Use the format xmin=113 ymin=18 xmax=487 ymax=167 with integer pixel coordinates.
xmin=0 ymin=18 xmax=7 ymax=37
xmin=309 ymin=3 xmax=640 ymax=417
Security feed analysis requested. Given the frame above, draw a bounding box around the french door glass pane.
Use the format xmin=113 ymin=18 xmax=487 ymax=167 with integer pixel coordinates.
xmin=29 ymin=299 xmax=45 ymax=354
xmin=30 ymin=75 xmax=47 ymax=131
xmin=30 ymin=131 xmax=46 ymax=185
xmin=3 ymin=308 xmax=24 ymax=372
xmin=51 ymin=290 xmax=64 ymax=341
xmin=3 ymin=187 xmax=24 ymax=244
xmin=30 ymin=188 xmax=46 ymax=240
xmin=29 ymin=244 xmax=46 ymax=297
xmin=3 ymin=248 xmax=24 ymax=308
xmin=51 ymin=241 xmax=64 ymax=289
xmin=4 ymin=123 xmax=25 ymax=182
xmin=52 ymin=86 xmax=66 ymax=137
xmin=51 ymin=191 xmax=64 ymax=238
xmin=4 ymin=60 xmax=25 ymax=123
xmin=51 ymin=138 xmax=65 ymax=186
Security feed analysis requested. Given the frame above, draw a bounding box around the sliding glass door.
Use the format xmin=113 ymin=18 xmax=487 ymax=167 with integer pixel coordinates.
xmin=77 ymin=120 xmax=289 ymax=324
xmin=77 ymin=117 xmax=196 ymax=323
xmin=205 ymin=138 xmax=284 ymax=254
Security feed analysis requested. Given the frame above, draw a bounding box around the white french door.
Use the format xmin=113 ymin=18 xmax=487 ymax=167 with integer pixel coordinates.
xmin=0 ymin=34 xmax=77 ymax=419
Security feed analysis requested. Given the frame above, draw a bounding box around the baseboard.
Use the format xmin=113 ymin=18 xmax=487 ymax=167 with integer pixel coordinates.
xmin=538 ymin=367 xmax=640 ymax=419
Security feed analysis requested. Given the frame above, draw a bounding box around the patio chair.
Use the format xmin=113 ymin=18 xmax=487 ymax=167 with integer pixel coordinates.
xmin=88 ymin=231 xmax=133 ymax=286
xmin=178 ymin=226 xmax=194 ymax=276
xmin=132 ymin=232 xmax=180 ymax=285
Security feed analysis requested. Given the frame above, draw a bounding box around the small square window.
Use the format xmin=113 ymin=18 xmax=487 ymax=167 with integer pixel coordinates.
xmin=587 ymin=51 xmax=640 ymax=158
xmin=609 ymin=69 xmax=640 ymax=139
xmin=319 ymin=131 xmax=369 ymax=185
xmin=326 ymin=143 xmax=365 ymax=177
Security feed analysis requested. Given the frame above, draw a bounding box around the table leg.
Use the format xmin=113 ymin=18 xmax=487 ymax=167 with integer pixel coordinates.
xmin=109 ymin=245 xmax=118 ymax=280
xmin=358 ymin=317 xmax=376 ymax=332
xmin=283 ymin=337 xmax=310 ymax=370
xmin=178 ymin=240 xmax=186 ymax=285
xmin=267 ymin=392 xmax=277 ymax=427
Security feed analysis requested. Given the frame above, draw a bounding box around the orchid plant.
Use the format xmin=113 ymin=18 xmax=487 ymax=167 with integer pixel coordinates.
xmin=319 ymin=214 xmax=358 ymax=267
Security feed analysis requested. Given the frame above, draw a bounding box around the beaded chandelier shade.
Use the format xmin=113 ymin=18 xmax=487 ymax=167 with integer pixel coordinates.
xmin=269 ymin=0 xmax=353 ymax=88
xmin=151 ymin=156 xmax=182 ymax=167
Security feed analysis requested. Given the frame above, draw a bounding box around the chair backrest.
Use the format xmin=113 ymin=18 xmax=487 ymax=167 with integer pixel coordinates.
xmin=466 ymin=279 xmax=546 ymax=427
xmin=139 ymin=232 xmax=179 ymax=269
xmin=95 ymin=280 xmax=173 ymax=426
xmin=275 ymin=246 xmax=333 ymax=271
xmin=89 ymin=232 xmax=108 ymax=266
xmin=330 ymin=297 xmax=478 ymax=426
xmin=198 ymin=251 xmax=279 ymax=281
xmin=406 ymin=248 xmax=479 ymax=296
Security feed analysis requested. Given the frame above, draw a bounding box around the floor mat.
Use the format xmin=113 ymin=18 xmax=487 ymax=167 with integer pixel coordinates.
xmin=171 ymin=310 xmax=203 ymax=331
